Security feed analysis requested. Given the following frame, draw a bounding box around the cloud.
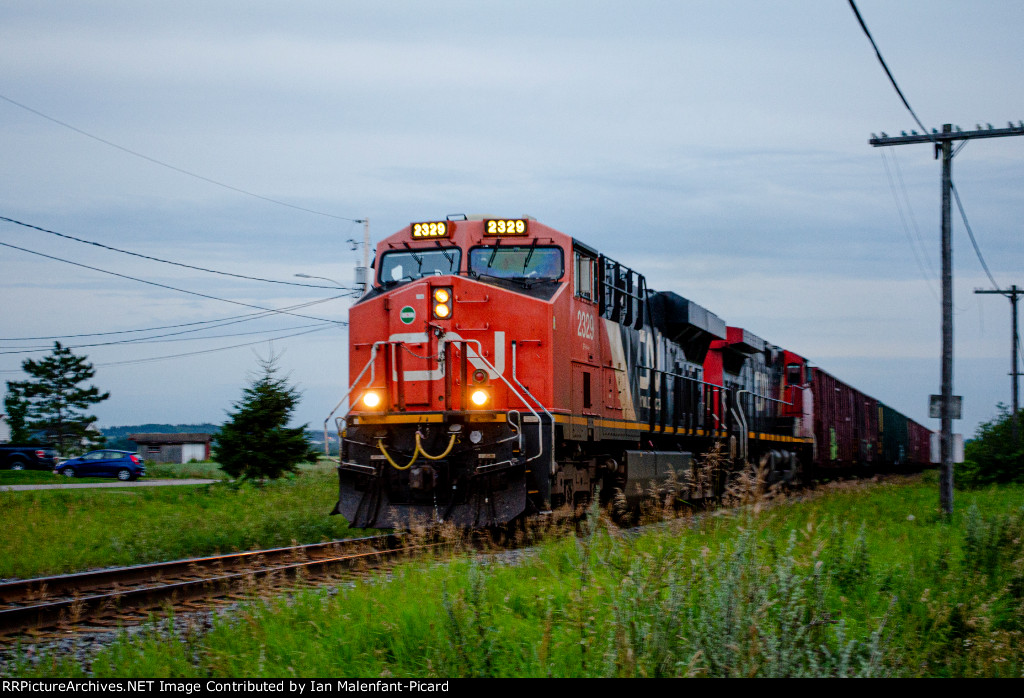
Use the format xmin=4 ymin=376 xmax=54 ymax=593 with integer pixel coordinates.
xmin=1 ymin=1 xmax=1022 ymax=437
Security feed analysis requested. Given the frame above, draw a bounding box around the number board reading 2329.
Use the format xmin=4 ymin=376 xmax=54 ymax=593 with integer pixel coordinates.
xmin=410 ymin=221 xmax=450 ymax=239
xmin=484 ymin=219 xmax=528 ymax=236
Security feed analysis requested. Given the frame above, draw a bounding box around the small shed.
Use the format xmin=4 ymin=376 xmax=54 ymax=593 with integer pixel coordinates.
xmin=128 ymin=433 xmax=213 ymax=464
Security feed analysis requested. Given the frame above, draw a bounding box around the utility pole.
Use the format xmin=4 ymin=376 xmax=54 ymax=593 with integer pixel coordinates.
xmin=362 ymin=218 xmax=370 ymax=272
xmin=870 ymin=122 xmax=1024 ymax=516
xmin=353 ymin=218 xmax=371 ymax=294
xmin=975 ymin=284 xmax=1023 ymax=443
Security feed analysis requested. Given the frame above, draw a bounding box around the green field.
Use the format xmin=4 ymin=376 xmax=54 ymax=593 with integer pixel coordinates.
xmin=3 ymin=474 xmax=1022 ymax=678
xmin=0 ymin=463 xmax=354 ymax=579
xmin=0 ymin=458 xmax=338 ymax=486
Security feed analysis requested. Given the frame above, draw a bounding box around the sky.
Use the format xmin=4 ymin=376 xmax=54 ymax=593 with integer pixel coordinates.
xmin=1 ymin=1 xmax=1022 ymax=439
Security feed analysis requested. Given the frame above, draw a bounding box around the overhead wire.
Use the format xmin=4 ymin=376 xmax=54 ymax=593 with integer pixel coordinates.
xmin=950 ymin=182 xmax=1002 ymax=290
xmin=0 ymin=93 xmax=362 ymax=223
xmin=0 ymin=215 xmax=355 ymax=291
xmin=879 ymin=150 xmax=940 ymax=302
xmin=0 ymin=298 xmax=340 ymax=342
xmin=847 ymin=0 xmax=933 ymax=142
xmin=0 ymin=321 xmax=337 ymax=355
xmin=889 ymin=150 xmax=936 ymax=278
xmin=0 ymin=240 xmax=348 ymax=325
xmin=0 ymin=326 xmax=333 ymax=373
xmin=94 ymin=326 xmax=332 ymax=368
xmin=850 ymin=0 xmax=1007 ymax=302
xmin=0 ymin=93 xmax=364 ymax=375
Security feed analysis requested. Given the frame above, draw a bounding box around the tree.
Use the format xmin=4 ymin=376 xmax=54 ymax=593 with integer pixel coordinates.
xmin=3 ymin=388 xmax=33 ymax=443
xmin=5 ymin=342 xmax=109 ymax=456
xmin=959 ymin=404 xmax=1024 ymax=487
xmin=215 ymin=353 xmax=317 ymax=481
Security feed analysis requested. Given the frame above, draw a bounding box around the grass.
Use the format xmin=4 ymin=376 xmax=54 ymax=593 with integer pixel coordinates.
xmin=0 ymin=471 xmax=104 ymax=486
xmin=4 ymin=472 xmax=1022 ymax=678
xmin=147 ymin=457 xmax=338 ymax=480
xmin=145 ymin=461 xmax=228 ymax=480
xmin=0 ymin=466 xmax=359 ymax=579
xmin=1 ymin=457 xmax=338 ymax=484
xmin=0 ymin=463 xmax=226 ymax=486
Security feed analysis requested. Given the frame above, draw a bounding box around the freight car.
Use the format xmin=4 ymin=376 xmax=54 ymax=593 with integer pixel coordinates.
xmin=326 ymin=216 xmax=931 ymax=528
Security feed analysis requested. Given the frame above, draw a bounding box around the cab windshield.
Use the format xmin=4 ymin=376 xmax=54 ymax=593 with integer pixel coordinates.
xmin=468 ymin=245 xmax=563 ymax=281
xmin=378 ymin=248 xmax=461 ymax=284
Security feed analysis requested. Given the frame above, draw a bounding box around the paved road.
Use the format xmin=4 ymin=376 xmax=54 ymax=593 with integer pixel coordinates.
xmin=0 ymin=479 xmax=220 ymax=491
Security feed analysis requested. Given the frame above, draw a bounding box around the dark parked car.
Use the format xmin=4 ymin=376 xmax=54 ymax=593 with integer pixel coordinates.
xmin=1 ymin=445 xmax=59 ymax=471
xmin=54 ymin=450 xmax=146 ymax=481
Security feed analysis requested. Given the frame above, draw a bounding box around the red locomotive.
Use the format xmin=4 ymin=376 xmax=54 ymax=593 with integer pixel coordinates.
xmin=327 ymin=216 xmax=931 ymax=528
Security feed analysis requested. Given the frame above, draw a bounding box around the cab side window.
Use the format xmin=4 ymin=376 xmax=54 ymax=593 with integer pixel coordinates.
xmin=574 ymin=251 xmax=596 ymax=301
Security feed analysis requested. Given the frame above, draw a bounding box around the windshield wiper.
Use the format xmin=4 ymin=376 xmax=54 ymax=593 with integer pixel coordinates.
xmin=486 ymin=240 xmax=501 ymax=268
xmin=522 ymin=238 xmax=540 ymax=273
xmin=401 ymin=242 xmax=424 ymax=270
xmin=435 ymin=241 xmax=454 ymax=269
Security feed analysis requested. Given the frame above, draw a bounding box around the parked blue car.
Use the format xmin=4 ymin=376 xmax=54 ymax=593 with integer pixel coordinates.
xmin=54 ymin=450 xmax=146 ymax=481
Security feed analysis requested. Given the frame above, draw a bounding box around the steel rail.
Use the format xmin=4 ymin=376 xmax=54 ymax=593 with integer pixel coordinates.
xmin=0 ymin=534 xmax=400 ymax=605
xmin=0 ymin=534 xmax=416 ymax=636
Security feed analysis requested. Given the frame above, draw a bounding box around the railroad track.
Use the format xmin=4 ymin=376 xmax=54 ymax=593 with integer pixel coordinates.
xmin=0 ymin=534 xmax=431 ymax=639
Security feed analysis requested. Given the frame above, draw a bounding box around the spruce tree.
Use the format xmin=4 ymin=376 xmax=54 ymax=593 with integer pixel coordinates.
xmin=3 ymin=388 xmax=33 ymax=444
xmin=215 ymin=353 xmax=316 ymax=481
xmin=5 ymin=342 xmax=109 ymax=456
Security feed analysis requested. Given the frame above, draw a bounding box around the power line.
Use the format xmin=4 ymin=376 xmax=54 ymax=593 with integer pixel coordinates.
xmin=0 ymin=298 xmax=340 ymax=342
xmin=889 ymin=151 xmax=936 ymax=276
xmin=0 ymin=326 xmax=332 ymax=373
xmin=0 ymin=215 xmax=355 ymax=291
xmin=975 ymin=285 xmax=1023 ymax=442
xmin=879 ymin=150 xmax=940 ymax=302
xmin=848 ymin=0 xmax=933 ymax=140
xmin=853 ymin=0 xmax=1022 ymax=515
xmin=852 ymin=0 xmax=1005 ymax=314
xmin=871 ymin=124 xmax=1024 ymax=517
xmin=0 ymin=93 xmax=362 ymax=223
xmin=0 ymin=240 xmax=348 ymax=326
xmin=96 ymin=326 xmax=332 ymax=368
xmin=0 ymin=321 xmax=337 ymax=355
xmin=950 ymin=182 xmax=1001 ymax=289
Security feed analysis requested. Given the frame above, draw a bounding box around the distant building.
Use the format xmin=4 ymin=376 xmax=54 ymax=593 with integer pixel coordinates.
xmin=128 ymin=433 xmax=213 ymax=464
xmin=0 ymin=416 xmax=101 ymax=449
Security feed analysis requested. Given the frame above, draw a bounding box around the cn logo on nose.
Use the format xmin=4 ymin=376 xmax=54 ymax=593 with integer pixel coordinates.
xmin=386 ymin=331 xmax=506 ymax=382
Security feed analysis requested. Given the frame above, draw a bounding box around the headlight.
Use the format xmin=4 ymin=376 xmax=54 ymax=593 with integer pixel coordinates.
xmin=470 ymin=389 xmax=489 ymax=407
xmin=432 ymin=286 xmax=453 ymax=319
xmin=362 ymin=390 xmax=382 ymax=408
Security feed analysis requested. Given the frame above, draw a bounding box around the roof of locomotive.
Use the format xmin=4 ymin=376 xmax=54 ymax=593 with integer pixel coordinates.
xmin=375 ymin=217 xmax=573 ymax=257
xmin=358 ymin=217 xmax=572 ymax=301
